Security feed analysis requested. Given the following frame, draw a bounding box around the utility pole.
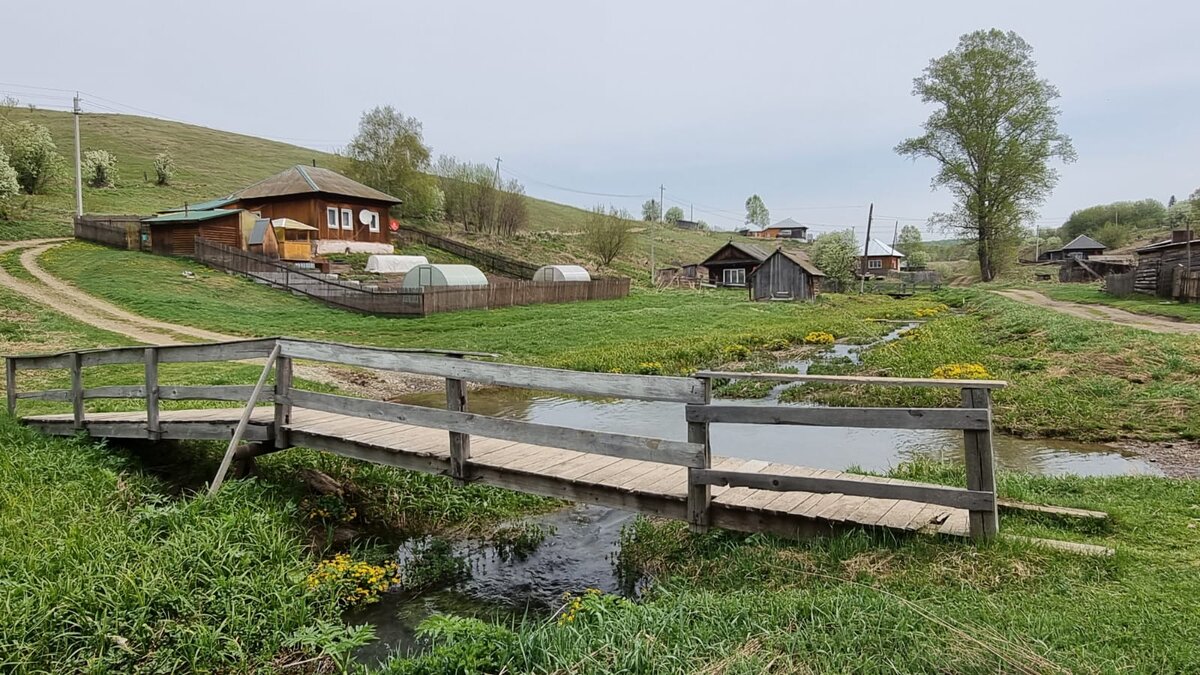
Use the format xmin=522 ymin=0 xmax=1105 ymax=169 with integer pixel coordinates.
xmin=859 ymin=203 xmax=874 ymax=294
xmin=651 ymin=184 xmax=663 ymax=284
xmin=73 ymin=93 xmax=83 ymax=218
xmin=890 ymin=220 xmax=899 ymax=251
xmin=1035 ymin=223 xmax=1040 ymax=261
xmin=491 ymin=155 xmax=501 ymax=231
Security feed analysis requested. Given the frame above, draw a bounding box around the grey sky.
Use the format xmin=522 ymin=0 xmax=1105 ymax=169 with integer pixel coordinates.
xmin=6 ymin=0 xmax=1198 ymax=238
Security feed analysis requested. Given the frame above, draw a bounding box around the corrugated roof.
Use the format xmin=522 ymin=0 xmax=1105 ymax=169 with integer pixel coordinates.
xmin=1062 ymin=234 xmax=1106 ymax=251
xmin=235 ymin=165 xmax=401 ymax=203
xmin=769 ymin=217 xmax=807 ymax=229
xmin=143 ymin=208 xmax=242 ymax=224
xmin=1136 ymin=236 xmax=1200 ymax=253
xmin=160 ymin=196 xmax=238 ymax=213
xmin=864 ymin=239 xmax=904 ymax=258
xmin=728 ymin=241 xmax=771 ymax=260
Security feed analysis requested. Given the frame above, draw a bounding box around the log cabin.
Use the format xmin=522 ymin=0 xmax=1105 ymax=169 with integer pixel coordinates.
xmin=748 ymin=248 xmax=825 ymax=301
xmin=699 ymin=241 xmax=771 ymax=287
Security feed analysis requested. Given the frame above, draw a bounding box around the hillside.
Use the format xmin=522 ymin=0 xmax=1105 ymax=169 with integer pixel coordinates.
xmin=0 ymin=108 xmax=795 ymax=280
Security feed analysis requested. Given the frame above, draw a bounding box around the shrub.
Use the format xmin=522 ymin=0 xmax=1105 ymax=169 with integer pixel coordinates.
xmin=803 ymin=331 xmax=835 ymax=345
xmin=0 ymin=120 xmax=61 ymax=193
xmin=763 ymin=338 xmax=790 ymax=351
xmin=931 ymin=362 xmax=991 ymax=380
xmin=153 ymin=151 xmax=174 ymax=185
xmin=634 ymin=361 xmax=664 ymax=375
xmin=0 ymin=146 xmax=18 ymax=200
xmin=722 ymin=344 xmax=751 ymax=361
xmin=305 ymin=553 xmax=400 ymax=607
xmin=82 ymin=149 xmax=118 ymax=188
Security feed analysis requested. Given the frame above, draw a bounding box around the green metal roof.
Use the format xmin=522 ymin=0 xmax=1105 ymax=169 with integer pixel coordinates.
xmin=143 ymin=208 xmax=242 ymax=224
xmin=160 ymin=196 xmax=238 ymax=213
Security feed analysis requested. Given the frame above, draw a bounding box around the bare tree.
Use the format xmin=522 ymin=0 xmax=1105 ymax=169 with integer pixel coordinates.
xmin=583 ymin=205 xmax=634 ymax=267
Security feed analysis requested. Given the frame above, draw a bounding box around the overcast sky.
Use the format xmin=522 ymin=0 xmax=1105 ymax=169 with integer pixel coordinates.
xmin=5 ymin=0 xmax=1198 ymax=238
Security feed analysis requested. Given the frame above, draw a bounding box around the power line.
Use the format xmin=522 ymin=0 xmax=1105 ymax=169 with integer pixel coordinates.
xmin=500 ymin=164 xmax=652 ymax=199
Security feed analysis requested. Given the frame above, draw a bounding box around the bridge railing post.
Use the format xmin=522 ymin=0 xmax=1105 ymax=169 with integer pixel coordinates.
xmin=144 ymin=347 xmax=160 ymax=440
xmin=5 ymin=358 xmax=16 ymax=416
xmin=446 ymin=375 xmax=470 ymax=481
xmin=274 ymin=353 xmax=292 ymax=449
xmin=69 ymin=352 xmax=83 ymax=430
xmin=686 ymin=375 xmax=713 ymax=532
xmin=961 ymin=386 xmax=998 ymax=539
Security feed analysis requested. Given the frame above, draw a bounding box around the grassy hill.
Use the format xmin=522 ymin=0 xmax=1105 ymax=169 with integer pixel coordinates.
xmin=0 ymin=108 xmax=798 ymax=280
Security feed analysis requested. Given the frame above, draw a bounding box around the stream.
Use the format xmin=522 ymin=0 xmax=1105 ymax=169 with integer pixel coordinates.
xmin=352 ymin=323 xmax=1160 ymax=663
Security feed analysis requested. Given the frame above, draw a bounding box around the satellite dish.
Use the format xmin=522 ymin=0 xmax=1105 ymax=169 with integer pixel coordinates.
xmin=358 ymin=209 xmax=374 ymax=225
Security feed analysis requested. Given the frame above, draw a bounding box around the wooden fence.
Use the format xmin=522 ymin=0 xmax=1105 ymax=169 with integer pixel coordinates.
xmin=7 ymin=337 xmax=1007 ymax=540
xmin=73 ymin=215 xmax=146 ymax=250
xmin=395 ymin=227 xmax=541 ymax=279
xmin=195 ymin=239 xmax=629 ymax=316
xmin=1103 ymin=271 xmax=1135 ymax=297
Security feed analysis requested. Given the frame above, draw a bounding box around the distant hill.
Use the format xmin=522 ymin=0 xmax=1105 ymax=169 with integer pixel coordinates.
xmin=0 ymin=107 xmax=795 ymax=280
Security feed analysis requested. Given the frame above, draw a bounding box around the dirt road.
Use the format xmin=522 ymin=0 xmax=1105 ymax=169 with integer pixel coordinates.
xmin=994 ymin=289 xmax=1200 ymax=335
xmin=0 ymin=239 xmax=441 ymax=397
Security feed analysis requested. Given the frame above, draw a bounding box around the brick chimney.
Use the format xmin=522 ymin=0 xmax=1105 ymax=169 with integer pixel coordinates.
xmin=1172 ymin=229 xmax=1193 ymax=243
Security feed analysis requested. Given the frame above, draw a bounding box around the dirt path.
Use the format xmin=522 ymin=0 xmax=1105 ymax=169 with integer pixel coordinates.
xmin=0 ymin=239 xmax=442 ymax=398
xmin=994 ymin=289 xmax=1200 ymax=335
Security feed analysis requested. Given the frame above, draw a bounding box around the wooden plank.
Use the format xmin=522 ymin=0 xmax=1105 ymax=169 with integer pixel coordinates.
xmin=80 ymin=349 xmax=145 ymax=367
xmin=695 ymin=370 xmax=1007 ymax=390
xmin=159 ymin=421 xmax=271 ymax=441
xmin=159 ymin=385 xmax=275 ymax=402
xmin=69 ymin=352 xmax=83 ymax=430
xmin=997 ymin=499 xmax=1107 ymax=520
xmin=961 ymin=387 xmax=999 ymax=539
xmin=82 ymin=386 xmax=145 ymax=399
xmin=15 ymin=389 xmax=71 ymax=401
xmin=686 ymin=405 xmax=989 ymax=430
xmin=1003 ymin=535 xmax=1114 ymax=557
xmin=466 ymin=463 xmax=689 ymax=518
xmin=210 ymin=344 xmax=281 ymax=494
xmin=156 ymin=339 xmax=279 ymax=364
xmin=289 ymin=430 xmax=452 ymax=475
xmin=281 ymin=337 xmax=497 ymax=359
xmin=279 ymin=339 xmax=707 ymax=403
xmin=145 ymin=347 xmax=160 ymax=440
xmin=446 ymin=377 xmax=470 ymax=479
xmin=686 ymin=378 xmax=714 ymax=531
xmin=5 ymin=358 xmax=16 ymax=415
xmin=274 ymin=355 xmax=292 ymax=449
xmin=7 ymin=354 xmax=72 ymax=370
xmin=287 ymin=390 xmax=705 ymax=467
xmin=692 ymin=468 xmax=994 ymax=511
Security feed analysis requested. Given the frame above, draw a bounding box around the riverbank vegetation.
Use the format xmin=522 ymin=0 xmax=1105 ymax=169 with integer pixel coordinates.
xmin=1040 ymin=283 xmax=1200 ymax=324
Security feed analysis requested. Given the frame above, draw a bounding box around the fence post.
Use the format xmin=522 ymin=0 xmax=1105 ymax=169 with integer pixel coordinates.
xmin=144 ymin=347 xmax=160 ymax=440
xmin=274 ymin=353 xmax=293 ymax=449
xmin=961 ymin=386 xmax=998 ymax=539
xmin=70 ymin=352 xmax=84 ymax=430
xmin=5 ymin=358 xmax=16 ymax=416
xmin=687 ymin=376 xmax=713 ymax=532
xmin=446 ymin=374 xmax=470 ymax=481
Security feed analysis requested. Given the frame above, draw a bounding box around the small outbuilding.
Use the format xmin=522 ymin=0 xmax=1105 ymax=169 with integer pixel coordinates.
xmin=749 ymin=248 xmax=825 ymax=301
xmin=700 ymin=240 xmax=771 ymax=287
xmin=401 ymin=264 xmax=489 ymax=289
xmin=366 ymin=255 xmax=429 ymax=274
xmin=533 ymin=264 xmax=591 ymax=282
xmin=1039 ymin=234 xmax=1106 ymax=262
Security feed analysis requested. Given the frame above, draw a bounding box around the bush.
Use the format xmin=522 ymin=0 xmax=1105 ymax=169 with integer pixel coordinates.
xmin=153 ymin=151 xmax=174 ymax=185
xmin=722 ymin=344 xmax=751 ymax=361
xmin=82 ymin=149 xmax=118 ymax=188
xmin=803 ymin=331 xmax=835 ymax=345
xmin=0 ymin=120 xmax=61 ymax=194
xmin=0 ymin=146 xmax=18 ymax=200
xmin=931 ymin=362 xmax=991 ymax=379
xmin=306 ymin=553 xmax=400 ymax=607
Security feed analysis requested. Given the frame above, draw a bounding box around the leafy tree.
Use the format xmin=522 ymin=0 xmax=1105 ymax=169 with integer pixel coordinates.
xmin=0 ymin=147 xmax=19 ymax=201
xmin=0 ymin=120 xmax=61 ymax=194
xmin=896 ymin=30 xmax=1075 ymax=281
xmin=811 ymin=229 xmax=859 ymax=290
xmin=896 ymin=224 xmax=924 ymax=256
xmin=1094 ymin=222 xmax=1131 ymax=249
xmin=153 ymin=151 xmax=174 ymax=186
xmin=1060 ymin=199 xmax=1165 ymax=239
xmin=907 ymin=250 xmax=931 ymax=269
xmin=664 ymin=206 xmax=684 ymax=225
xmin=344 ymin=105 xmax=440 ymax=220
xmin=641 ymin=199 xmax=661 ymax=222
xmin=744 ymin=194 xmax=769 ymax=228
xmin=583 ymin=205 xmax=634 ymax=266
xmin=434 ymin=156 xmax=526 ymax=235
xmin=696 ymin=220 xmax=710 ymax=231
xmin=1166 ymin=200 xmax=1193 ymax=228
xmin=81 ymin=149 xmax=118 ymax=188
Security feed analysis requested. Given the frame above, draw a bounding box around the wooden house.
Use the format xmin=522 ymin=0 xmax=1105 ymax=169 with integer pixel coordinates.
xmin=753 ymin=218 xmax=809 ymax=241
xmin=1038 ymin=234 xmax=1106 ymax=262
xmin=700 ymin=241 xmax=771 ymax=287
xmin=143 ymin=208 xmax=258 ymax=257
xmin=860 ymin=239 xmax=904 ymax=275
xmin=1134 ymin=229 xmax=1200 ymax=296
xmin=749 ymin=248 xmax=824 ymax=301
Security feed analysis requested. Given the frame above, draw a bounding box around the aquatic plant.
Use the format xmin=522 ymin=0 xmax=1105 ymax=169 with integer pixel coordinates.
xmin=722 ymin=344 xmax=752 ymax=361
xmin=400 ymin=538 xmax=471 ymax=590
xmin=634 ymin=361 xmax=664 ymax=375
xmin=299 ymin=494 xmax=356 ymax=524
xmin=492 ymin=522 xmax=553 ymax=562
xmin=763 ymin=338 xmax=791 ymax=351
xmin=803 ymin=331 xmax=836 ymax=345
xmin=306 ymin=553 xmax=400 ymax=607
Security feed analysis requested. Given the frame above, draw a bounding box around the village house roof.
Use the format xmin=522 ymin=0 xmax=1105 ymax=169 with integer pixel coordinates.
xmin=748 ymin=248 xmax=825 ymax=277
xmin=1136 ymin=236 xmax=1200 ymax=253
xmin=1061 ymin=234 xmax=1106 ymax=251
xmin=235 ymin=165 xmax=401 ymax=204
xmin=863 ymin=239 xmax=904 ymax=258
xmin=160 ymin=196 xmax=239 ymax=213
xmin=142 ymin=208 xmax=243 ymax=224
xmin=769 ymin=217 xmax=807 ymax=230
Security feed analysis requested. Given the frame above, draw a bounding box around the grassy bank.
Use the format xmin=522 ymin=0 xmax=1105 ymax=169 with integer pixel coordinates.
xmin=1042 ymin=283 xmax=1200 ymax=323
xmin=384 ymin=462 xmax=1200 ymax=673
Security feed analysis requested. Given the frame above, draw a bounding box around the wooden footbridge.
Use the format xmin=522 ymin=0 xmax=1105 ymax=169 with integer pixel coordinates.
xmin=5 ymin=338 xmax=1006 ymax=540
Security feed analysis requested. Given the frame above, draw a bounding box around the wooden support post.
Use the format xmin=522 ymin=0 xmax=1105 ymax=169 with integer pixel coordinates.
xmin=446 ymin=377 xmax=470 ymax=480
xmin=273 ymin=354 xmax=292 ymax=449
xmin=210 ymin=344 xmax=280 ymax=495
xmin=5 ymin=358 xmax=16 ymax=416
xmin=144 ymin=347 xmax=160 ymax=440
xmin=961 ymin=387 xmax=998 ymax=539
xmin=686 ymin=376 xmax=713 ymax=532
xmin=70 ymin=352 xmax=83 ymax=430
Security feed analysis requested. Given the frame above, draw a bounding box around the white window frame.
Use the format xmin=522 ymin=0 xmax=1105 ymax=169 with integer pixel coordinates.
xmin=868 ymin=259 xmax=883 ymax=270
xmin=366 ymin=211 xmax=380 ymax=233
xmin=326 ymin=207 xmax=338 ymax=229
xmin=723 ymin=268 xmax=746 ymax=286
xmin=340 ymin=208 xmax=354 ymax=231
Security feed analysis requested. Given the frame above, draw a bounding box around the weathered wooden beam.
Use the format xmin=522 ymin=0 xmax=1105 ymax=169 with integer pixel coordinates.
xmin=273 ymin=355 xmax=292 ymax=450
xmin=961 ymin=387 xmax=998 ymax=539
xmin=15 ymin=389 xmax=72 ymax=401
xmin=686 ymin=404 xmax=990 ymax=430
xmin=5 ymin=358 xmax=16 ymax=415
xmin=687 ymin=377 xmax=713 ymax=533
xmin=286 ymin=389 xmax=706 ymax=467
xmin=693 ymin=469 xmax=996 ymax=511
xmin=158 ymin=339 xmax=279 ymax=364
xmin=158 ymin=385 xmax=275 ymax=402
xmin=69 ymin=352 xmax=83 ymax=430
xmin=446 ymin=377 xmax=470 ymax=480
xmin=82 ymin=386 xmax=146 ymax=399
xmin=145 ymin=347 xmax=160 ymax=440
xmin=279 ymin=339 xmax=707 ymax=403
xmin=210 ymin=344 xmax=281 ymax=495
xmin=695 ymin=370 xmax=1008 ymax=390
xmin=7 ymin=354 xmax=72 ymax=370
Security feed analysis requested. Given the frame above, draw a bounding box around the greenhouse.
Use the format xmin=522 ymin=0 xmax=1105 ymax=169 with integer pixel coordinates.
xmin=366 ymin=255 xmax=428 ymax=274
xmin=532 ymin=264 xmax=591 ymax=282
xmin=401 ymin=264 xmax=489 ymax=289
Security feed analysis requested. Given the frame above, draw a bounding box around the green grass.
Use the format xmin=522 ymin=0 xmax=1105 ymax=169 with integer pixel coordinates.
xmin=1042 ymin=283 xmax=1200 ymax=323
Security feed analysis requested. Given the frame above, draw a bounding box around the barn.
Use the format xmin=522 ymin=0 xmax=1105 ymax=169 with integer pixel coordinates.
xmin=699 ymin=241 xmax=771 ymax=287
xmin=143 ymin=208 xmax=258 ymax=257
xmin=748 ymin=248 xmax=825 ymax=301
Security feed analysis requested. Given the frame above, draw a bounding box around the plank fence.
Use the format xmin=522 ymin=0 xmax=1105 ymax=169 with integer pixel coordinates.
xmin=1103 ymin=271 xmax=1135 ymax=297
xmin=7 ymin=338 xmax=1006 ymax=540
xmin=394 ymin=227 xmax=541 ymax=278
xmin=73 ymin=215 xmax=146 ymax=250
xmin=194 ymin=239 xmax=629 ymax=316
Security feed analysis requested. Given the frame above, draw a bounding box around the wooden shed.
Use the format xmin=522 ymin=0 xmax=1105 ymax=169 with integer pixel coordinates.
xmin=749 ymin=248 xmax=825 ymax=301
xmin=700 ymin=241 xmax=771 ymax=287
xmin=1134 ymin=229 xmax=1200 ymax=297
xmin=143 ymin=209 xmax=257 ymax=257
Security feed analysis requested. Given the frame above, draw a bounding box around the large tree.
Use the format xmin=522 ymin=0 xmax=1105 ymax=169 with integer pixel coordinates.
xmin=641 ymin=198 xmax=661 ymax=222
xmin=896 ymin=224 xmax=924 ymax=255
xmin=744 ymin=194 xmax=769 ymax=229
xmin=344 ymin=105 xmax=440 ymax=220
xmin=583 ymin=205 xmax=634 ymax=266
xmin=664 ymin=206 xmax=684 ymax=225
xmin=896 ymin=30 xmax=1075 ymax=281
xmin=811 ymin=230 xmax=859 ymax=290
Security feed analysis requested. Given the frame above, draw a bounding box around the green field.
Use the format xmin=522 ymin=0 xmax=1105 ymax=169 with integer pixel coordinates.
xmin=1042 ymin=283 xmax=1200 ymax=323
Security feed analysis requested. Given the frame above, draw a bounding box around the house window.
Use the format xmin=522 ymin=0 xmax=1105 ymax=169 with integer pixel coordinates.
xmin=341 ymin=208 xmax=354 ymax=231
xmin=868 ymin=259 xmax=883 ymax=270
xmin=723 ymin=268 xmax=746 ymax=286
xmin=326 ymin=207 xmax=338 ymax=230
xmin=780 ymin=229 xmax=791 ymax=236
xmin=366 ymin=211 xmax=380 ymax=233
